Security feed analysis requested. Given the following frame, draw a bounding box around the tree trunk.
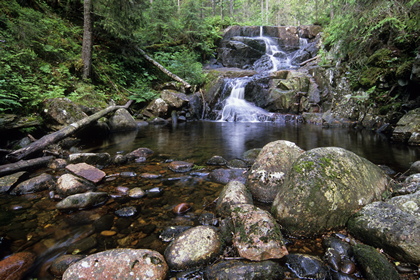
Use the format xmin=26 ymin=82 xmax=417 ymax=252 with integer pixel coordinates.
xmin=0 ymin=156 xmax=55 ymax=177
xmin=82 ymin=0 xmax=93 ymax=80
xmin=6 ymin=101 xmax=132 ymax=162
xmin=136 ymin=47 xmax=191 ymax=90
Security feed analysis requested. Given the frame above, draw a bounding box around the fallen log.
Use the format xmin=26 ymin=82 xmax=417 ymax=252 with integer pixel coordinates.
xmin=136 ymin=47 xmax=191 ymax=90
xmin=300 ymin=55 xmax=320 ymax=66
xmin=0 ymin=156 xmax=54 ymax=177
xmin=5 ymin=101 xmax=132 ymax=162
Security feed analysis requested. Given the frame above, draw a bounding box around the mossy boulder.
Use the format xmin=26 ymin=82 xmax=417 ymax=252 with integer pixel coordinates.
xmin=271 ymin=147 xmax=390 ymax=237
xmin=247 ymin=140 xmax=304 ymax=203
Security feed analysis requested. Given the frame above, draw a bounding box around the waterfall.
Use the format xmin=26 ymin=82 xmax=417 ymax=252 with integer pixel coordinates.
xmin=217 ymin=78 xmax=272 ymax=122
xmin=257 ymin=28 xmax=291 ymax=72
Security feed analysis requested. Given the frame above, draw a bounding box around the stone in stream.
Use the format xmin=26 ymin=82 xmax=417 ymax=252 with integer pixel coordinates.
xmin=128 ymin=187 xmax=145 ymax=198
xmin=159 ymin=225 xmax=192 ymax=242
xmin=208 ymin=168 xmax=247 ymax=184
xmin=168 ymin=161 xmax=194 ymax=173
xmin=68 ymin=152 xmax=111 ymax=166
xmin=65 ymin=162 xmax=106 ymax=183
xmin=286 ymin=254 xmax=330 ymax=280
xmin=216 ymin=180 xmax=253 ymax=218
xmin=0 ymin=171 xmax=27 ymax=194
xmin=164 ymin=225 xmax=222 ymax=270
xmin=56 ymin=173 xmax=96 ymax=196
xmin=10 ymin=173 xmax=55 ymax=195
xmin=56 ymin=191 xmax=108 ymax=211
xmin=0 ymin=251 xmax=36 ymax=280
xmin=347 ymin=190 xmax=420 ymax=263
xmin=247 ymin=140 xmax=305 ymax=203
xmin=108 ymin=108 xmax=138 ymax=131
xmin=62 ymin=249 xmax=168 ymax=280
xmin=50 ymin=254 xmax=86 ymax=278
xmin=205 ymin=260 xmax=285 ymax=279
xmin=206 ymin=155 xmax=227 ymax=166
xmin=271 ymin=147 xmax=390 ymax=237
xmin=230 ymin=204 xmax=288 ymax=261
xmin=115 ymin=206 xmax=138 ymax=217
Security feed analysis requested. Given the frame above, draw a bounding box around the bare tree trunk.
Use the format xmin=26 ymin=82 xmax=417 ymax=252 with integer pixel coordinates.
xmin=136 ymin=47 xmax=191 ymax=90
xmin=0 ymin=156 xmax=55 ymax=177
xmin=82 ymin=0 xmax=93 ymax=80
xmin=6 ymin=101 xmax=132 ymax=162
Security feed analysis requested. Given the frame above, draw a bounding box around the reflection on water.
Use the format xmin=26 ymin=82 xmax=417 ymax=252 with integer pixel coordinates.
xmin=85 ymin=121 xmax=419 ymax=173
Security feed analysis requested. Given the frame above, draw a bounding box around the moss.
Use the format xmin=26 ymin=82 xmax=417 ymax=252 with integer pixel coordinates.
xmin=359 ymin=67 xmax=385 ymax=87
xmin=293 ymin=160 xmax=315 ymax=174
xmin=366 ymin=48 xmax=393 ymax=67
xmin=396 ymin=60 xmax=414 ymax=79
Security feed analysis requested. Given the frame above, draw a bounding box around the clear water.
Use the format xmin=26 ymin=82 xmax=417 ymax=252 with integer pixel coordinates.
xmin=85 ymin=121 xmax=419 ymax=173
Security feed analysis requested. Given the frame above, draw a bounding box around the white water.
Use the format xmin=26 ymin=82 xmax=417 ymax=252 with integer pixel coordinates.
xmin=257 ymin=26 xmax=291 ymax=72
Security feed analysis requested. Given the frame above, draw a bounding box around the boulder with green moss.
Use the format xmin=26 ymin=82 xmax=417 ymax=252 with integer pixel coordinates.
xmin=271 ymin=147 xmax=390 ymax=237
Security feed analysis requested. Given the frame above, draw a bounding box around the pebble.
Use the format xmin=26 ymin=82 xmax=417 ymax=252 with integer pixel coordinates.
xmin=115 ymin=206 xmax=138 ymax=217
xmin=128 ymin=187 xmax=145 ymax=198
xmin=173 ymin=203 xmax=192 ymax=215
xmin=100 ymin=230 xmax=117 ymax=236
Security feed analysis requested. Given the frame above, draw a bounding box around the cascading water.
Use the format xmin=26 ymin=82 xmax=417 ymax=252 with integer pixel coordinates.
xmin=215 ymin=27 xmax=296 ymax=122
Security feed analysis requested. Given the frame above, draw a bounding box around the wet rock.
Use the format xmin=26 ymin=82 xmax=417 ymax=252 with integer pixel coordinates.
xmin=67 ymin=235 xmax=97 ymax=254
xmin=93 ymin=214 xmax=114 ymax=232
xmin=230 ymin=204 xmax=288 ymax=261
xmin=286 ymin=254 xmax=330 ymax=280
xmin=159 ymin=225 xmax=192 ymax=242
xmin=0 ymin=251 xmax=36 ymax=280
xmin=227 ymin=159 xmax=248 ymax=169
xmin=56 ymin=173 xmax=96 ymax=196
xmin=0 ymin=171 xmax=26 ymax=194
xmin=216 ymin=180 xmax=253 ymax=218
xmin=50 ymin=254 xmax=86 ymax=278
xmin=115 ymin=206 xmax=138 ymax=217
xmin=408 ymin=161 xmax=420 ymax=175
xmin=68 ymin=152 xmax=111 ymax=166
xmin=145 ymin=186 xmax=164 ymax=197
xmin=272 ymin=147 xmax=390 ymax=237
xmin=392 ymin=108 xmax=420 ymax=144
xmin=208 ymin=168 xmax=247 ymax=184
xmin=140 ymin=173 xmax=162 ymax=179
xmin=62 ymin=249 xmax=168 ymax=280
xmin=126 ymin=147 xmax=154 ymax=162
xmin=206 ymin=155 xmax=227 ymax=166
xmin=48 ymin=158 xmax=67 ymax=169
xmin=128 ymin=187 xmax=145 ymax=198
xmin=395 ymin=173 xmax=420 ymax=195
xmin=108 ymin=108 xmax=138 ymax=131
xmin=205 ymin=260 xmax=285 ymax=280
xmin=168 ymin=161 xmax=194 ymax=173
xmin=10 ymin=173 xmax=55 ymax=195
xmin=247 ymin=140 xmax=304 ymax=203
xmin=65 ymin=163 xmax=106 ymax=183
xmin=352 ymin=244 xmax=399 ymax=280
xmin=242 ymin=148 xmax=262 ymax=166
xmin=347 ymin=191 xmax=420 ymax=263
xmin=164 ymin=225 xmax=222 ymax=270
xmin=322 ymin=237 xmax=353 ymax=260
xmin=56 ymin=191 xmax=108 ymax=211
xmin=173 ymin=203 xmax=192 ymax=215
xmin=198 ymin=212 xmax=218 ymax=226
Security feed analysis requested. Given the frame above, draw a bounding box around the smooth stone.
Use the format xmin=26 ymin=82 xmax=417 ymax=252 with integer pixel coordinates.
xmin=168 ymin=161 xmax=194 ymax=173
xmin=56 ymin=173 xmax=96 ymax=196
xmin=115 ymin=206 xmax=138 ymax=217
xmin=120 ymin=171 xmax=137 ymax=177
xmin=140 ymin=173 xmax=162 ymax=179
xmin=50 ymin=254 xmax=86 ymax=277
xmin=164 ymin=225 xmax=222 ymax=270
xmin=66 ymin=163 xmax=106 ymax=183
xmin=62 ymin=249 xmax=168 ymax=280
xmin=67 ymin=235 xmax=98 ymax=254
xmin=205 ymin=260 xmax=285 ymax=280
xmin=68 ymin=152 xmax=111 ymax=166
xmin=173 ymin=203 xmax=191 ymax=215
xmin=56 ymin=192 xmax=108 ymax=211
xmin=286 ymin=254 xmax=330 ymax=280
xmin=159 ymin=225 xmax=192 ymax=242
xmin=216 ymin=180 xmax=253 ymax=218
xmin=10 ymin=173 xmax=55 ymax=195
xmin=126 ymin=147 xmax=154 ymax=162
xmin=100 ymin=230 xmax=117 ymax=236
xmin=128 ymin=187 xmax=145 ymax=198
xmin=0 ymin=171 xmax=27 ymax=194
xmin=0 ymin=252 xmax=36 ymax=280
xmin=206 ymin=155 xmax=227 ymax=166
xmin=146 ymin=187 xmax=164 ymax=197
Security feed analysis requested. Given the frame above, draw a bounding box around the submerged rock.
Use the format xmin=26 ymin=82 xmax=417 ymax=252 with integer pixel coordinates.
xmin=347 ymin=191 xmax=420 ymax=263
xmin=50 ymin=254 xmax=86 ymax=278
xmin=0 ymin=252 xmax=36 ymax=280
xmin=0 ymin=171 xmax=27 ymax=194
xmin=286 ymin=254 xmax=330 ymax=280
xmin=272 ymin=147 xmax=390 ymax=237
xmin=247 ymin=140 xmax=304 ymax=203
xmin=164 ymin=225 xmax=222 ymax=270
xmin=62 ymin=249 xmax=168 ymax=280
xmin=56 ymin=191 xmax=108 ymax=211
xmin=168 ymin=161 xmax=194 ymax=173
xmin=159 ymin=225 xmax=192 ymax=242
xmin=208 ymin=168 xmax=247 ymax=184
xmin=230 ymin=204 xmax=288 ymax=261
xmin=205 ymin=260 xmax=285 ymax=280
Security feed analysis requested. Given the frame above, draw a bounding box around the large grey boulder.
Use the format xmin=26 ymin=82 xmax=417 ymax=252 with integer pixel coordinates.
xmin=347 ymin=191 xmax=420 ymax=263
xmin=161 ymin=90 xmax=189 ymax=109
xmin=247 ymin=140 xmax=304 ymax=203
xmin=62 ymin=249 xmax=167 ymax=280
xmin=42 ymin=98 xmax=88 ymax=131
xmin=108 ymin=108 xmax=137 ymax=131
xmin=392 ymin=108 xmax=420 ymax=144
xmin=56 ymin=173 xmax=96 ymax=196
xmin=271 ymin=147 xmax=390 ymax=237
xmin=164 ymin=226 xmax=222 ymax=270
xmin=230 ymin=204 xmax=288 ymax=261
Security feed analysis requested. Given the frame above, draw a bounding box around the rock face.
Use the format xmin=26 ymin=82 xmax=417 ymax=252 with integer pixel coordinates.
xmin=230 ymin=204 xmax=288 ymax=261
xmin=62 ymin=249 xmax=168 ymax=280
xmin=247 ymin=140 xmax=304 ymax=203
xmin=347 ymin=191 xmax=420 ymax=263
xmin=392 ymin=108 xmax=420 ymax=145
xmin=271 ymin=147 xmax=390 ymax=237
xmin=164 ymin=225 xmax=222 ymax=270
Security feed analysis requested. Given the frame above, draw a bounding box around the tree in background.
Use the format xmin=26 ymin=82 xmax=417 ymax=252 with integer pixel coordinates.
xmin=82 ymin=0 xmax=92 ymax=80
